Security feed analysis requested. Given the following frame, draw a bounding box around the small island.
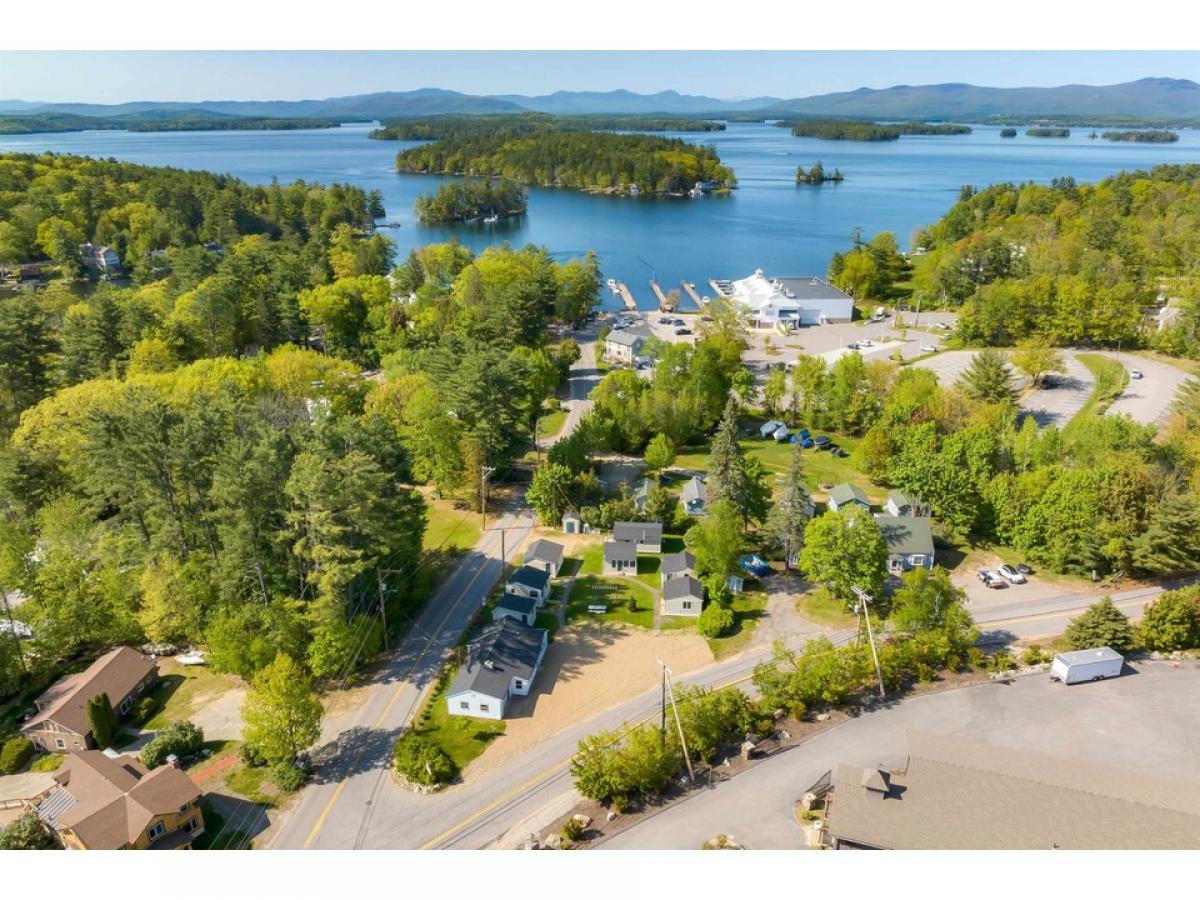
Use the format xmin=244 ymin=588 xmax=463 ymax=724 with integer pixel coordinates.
xmin=999 ymin=127 xmax=1018 ymax=138
xmin=395 ymin=131 xmax=736 ymax=197
xmin=1025 ymin=127 xmax=1071 ymax=138
xmin=784 ymin=119 xmax=970 ymax=141
xmin=414 ymin=179 xmax=526 ymax=224
xmin=795 ymin=161 xmax=844 ymax=184
xmin=1101 ymin=129 xmax=1180 ymax=143
xmin=371 ymin=113 xmax=725 ymax=141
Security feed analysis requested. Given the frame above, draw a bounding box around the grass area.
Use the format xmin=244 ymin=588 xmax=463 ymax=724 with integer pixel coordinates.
xmin=636 ymin=555 xmax=661 ymax=590
xmin=566 ymin=575 xmax=655 ymax=629
xmin=224 ymin=766 xmax=277 ymax=807
xmin=675 ymin=433 xmax=879 ymax=503
xmin=1068 ymin=353 xmax=1130 ymax=431
xmin=411 ymin=663 xmax=506 ymax=773
xmin=706 ymin=591 xmax=769 ymax=659
xmin=145 ymin=664 xmax=243 ymax=731
xmin=576 ymin=539 xmax=606 ymax=576
xmin=534 ymin=610 xmax=559 ymax=640
xmin=423 ymin=497 xmax=482 ymax=553
xmin=795 ymin=587 xmax=858 ymax=629
xmin=1131 ymin=349 xmax=1200 ymax=375
xmin=192 ymin=802 xmax=245 ymax=850
xmin=184 ymin=739 xmax=238 ymax=773
xmin=28 ymin=753 xmax=63 ymax=772
xmin=537 ymin=407 xmax=568 ymax=439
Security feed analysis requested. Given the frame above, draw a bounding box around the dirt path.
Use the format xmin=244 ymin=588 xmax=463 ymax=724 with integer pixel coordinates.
xmin=463 ymin=624 xmax=713 ymax=779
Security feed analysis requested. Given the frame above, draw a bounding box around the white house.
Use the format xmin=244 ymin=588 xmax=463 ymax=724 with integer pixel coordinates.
xmin=662 ymin=575 xmax=704 ymax=618
xmin=612 ymin=521 xmax=663 ymax=553
xmin=446 ymin=618 xmax=548 ymax=720
xmin=681 ymin=476 xmax=707 ymax=517
xmin=714 ymin=270 xmax=854 ymax=328
xmin=505 ymin=565 xmax=551 ymax=605
xmin=885 ymin=491 xmax=920 ymax=517
xmin=523 ymin=539 xmax=564 ymax=578
xmin=828 ymin=482 xmax=871 ymax=513
xmin=604 ymin=328 xmax=650 ymax=363
xmin=661 ymin=550 xmax=697 ymax=582
xmin=603 ymin=541 xmax=637 ymax=576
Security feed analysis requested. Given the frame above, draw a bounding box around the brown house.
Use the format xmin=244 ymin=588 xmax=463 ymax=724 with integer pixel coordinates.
xmin=34 ymin=751 xmax=204 ymax=850
xmin=21 ymin=647 xmax=158 ymax=753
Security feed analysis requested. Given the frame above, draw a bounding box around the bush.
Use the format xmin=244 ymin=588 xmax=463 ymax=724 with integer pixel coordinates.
xmin=0 ymin=737 xmax=34 ymax=775
xmin=1064 ymin=597 xmax=1135 ymax=652
xmin=140 ymin=720 xmax=204 ymax=769
xmin=269 ymin=759 xmax=307 ymax=792
xmin=132 ymin=696 xmax=159 ymax=726
xmin=697 ymin=603 xmax=735 ymax=638
xmin=1021 ymin=645 xmax=1051 ymax=666
xmin=238 ymin=742 xmax=267 ymax=768
xmin=393 ymin=733 xmax=457 ymax=787
xmin=0 ymin=812 xmax=60 ymax=850
xmin=1136 ymin=587 xmax=1200 ymax=651
xmin=561 ymin=817 xmax=585 ymax=843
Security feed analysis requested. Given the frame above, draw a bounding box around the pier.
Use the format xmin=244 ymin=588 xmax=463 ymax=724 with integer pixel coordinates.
xmin=650 ymin=280 xmax=678 ymax=312
xmin=614 ymin=281 xmax=638 ymax=312
xmin=682 ymin=280 xmax=703 ymax=308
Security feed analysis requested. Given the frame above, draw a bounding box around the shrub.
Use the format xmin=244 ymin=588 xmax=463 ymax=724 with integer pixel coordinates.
xmin=965 ymin=647 xmax=985 ymax=668
xmin=697 ymin=603 xmax=735 ymax=638
xmin=270 ymin=759 xmax=307 ymax=792
xmin=132 ymin=696 xmax=159 ymax=726
xmin=610 ymin=794 xmax=630 ymax=814
xmin=0 ymin=812 xmax=60 ymax=850
xmin=561 ymin=817 xmax=585 ymax=843
xmin=1136 ymin=587 xmax=1200 ymax=651
xmin=140 ymin=720 xmax=204 ymax=769
xmin=238 ymin=742 xmax=267 ymax=768
xmin=86 ymin=693 xmax=117 ymax=750
xmin=393 ymin=733 xmax=457 ymax=787
xmin=1064 ymin=597 xmax=1135 ymax=652
xmin=1021 ymin=645 xmax=1051 ymax=666
xmin=0 ymin=737 xmax=34 ymax=775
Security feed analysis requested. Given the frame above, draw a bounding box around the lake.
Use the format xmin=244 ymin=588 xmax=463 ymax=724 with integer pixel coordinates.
xmin=4 ymin=122 xmax=1199 ymax=310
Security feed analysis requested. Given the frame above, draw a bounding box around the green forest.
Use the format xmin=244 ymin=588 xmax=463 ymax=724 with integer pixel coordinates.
xmin=414 ymin=180 xmax=526 ymax=223
xmin=783 ymin=120 xmax=971 ymax=141
xmin=1101 ymin=130 xmax=1179 ymax=143
xmin=0 ymin=113 xmax=339 ymax=135
xmin=0 ymin=153 xmax=600 ymax=707
xmin=393 ymin=131 xmax=736 ymax=196
xmin=1025 ymin=127 xmax=1071 ymax=137
xmin=370 ymin=113 xmax=725 ymax=141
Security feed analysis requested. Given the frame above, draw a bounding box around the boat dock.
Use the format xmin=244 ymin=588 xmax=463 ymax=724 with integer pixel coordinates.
xmin=614 ymin=281 xmax=638 ymax=311
xmin=682 ymin=281 xmax=703 ymax=308
xmin=650 ymin=280 xmax=678 ymax=312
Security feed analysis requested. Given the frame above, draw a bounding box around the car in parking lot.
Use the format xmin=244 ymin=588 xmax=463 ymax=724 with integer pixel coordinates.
xmin=858 ymin=339 xmax=874 ymax=347
xmin=997 ymin=563 xmax=1026 ymax=584
xmin=845 ymin=341 xmax=860 ymax=350
xmin=919 ymin=344 xmax=938 ymax=353
xmin=1016 ymin=563 xmax=1033 ymax=575
xmin=674 ymin=326 xmax=692 ymax=335
xmin=977 ymin=569 xmax=1007 ymax=589
xmin=658 ymin=316 xmax=672 ymax=325
xmin=1129 ymin=368 xmax=1144 ymax=380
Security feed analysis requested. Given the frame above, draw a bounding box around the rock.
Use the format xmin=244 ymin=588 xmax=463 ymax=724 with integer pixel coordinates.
xmin=816 ymin=712 xmax=831 ymax=722
xmin=779 ymin=729 xmax=791 ymax=740
xmin=572 ymin=814 xmax=592 ymax=829
xmin=606 ymin=811 xmax=618 ymax=822
xmin=543 ymin=833 xmax=562 ymax=849
xmin=773 ymin=708 xmax=786 ymax=720
xmin=520 ymin=834 xmax=540 ymax=850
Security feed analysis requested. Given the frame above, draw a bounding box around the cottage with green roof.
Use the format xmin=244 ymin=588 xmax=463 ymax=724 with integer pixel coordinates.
xmin=828 ymin=482 xmax=871 ymax=513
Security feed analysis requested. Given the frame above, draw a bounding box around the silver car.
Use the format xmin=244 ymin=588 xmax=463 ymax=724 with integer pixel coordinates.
xmin=997 ymin=563 xmax=1026 ymax=584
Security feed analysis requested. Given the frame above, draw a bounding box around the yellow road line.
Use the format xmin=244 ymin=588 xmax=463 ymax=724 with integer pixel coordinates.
xmin=983 ymin=597 xmax=1147 ymax=629
xmin=302 ymin=532 xmax=511 ymax=849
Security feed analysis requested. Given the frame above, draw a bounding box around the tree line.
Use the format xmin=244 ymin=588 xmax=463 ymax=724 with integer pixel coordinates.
xmin=414 ymin=179 xmax=526 ymax=224
xmin=393 ymin=131 xmax=736 ymax=196
xmin=370 ymin=113 xmax=726 ymax=141
xmin=783 ymin=120 xmax=971 ymax=141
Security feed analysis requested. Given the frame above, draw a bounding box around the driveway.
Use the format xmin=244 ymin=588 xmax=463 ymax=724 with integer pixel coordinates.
xmin=601 ymin=661 xmax=1200 ymax=849
xmin=540 ymin=325 xmax=599 ymax=448
xmin=1098 ymin=352 xmax=1195 ymax=427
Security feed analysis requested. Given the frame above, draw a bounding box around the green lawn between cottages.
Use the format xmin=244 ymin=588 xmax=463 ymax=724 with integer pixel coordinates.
xmin=566 ymin=575 xmax=655 ymax=629
xmin=674 ymin=433 xmax=880 ymax=504
xmin=411 ymin=663 xmax=506 ymax=774
xmin=423 ymin=497 xmax=482 ymax=553
xmin=636 ymin=555 xmax=661 ymax=590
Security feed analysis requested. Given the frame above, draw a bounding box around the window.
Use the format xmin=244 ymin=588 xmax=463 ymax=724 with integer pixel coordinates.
xmin=119 ymin=697 xmax=133 ymax=714
xmin=178 ymin=802 xmax=190 ymax=814
xmin=910 ymin=555 xmax=926 ymax=566
xmin=480 ymin=704 xmax=490 ymax=713
xmin=148 ymin=822 xmax=166 ymax=840
xmin=55 ymin=738 xmax=66 ymax=750
xmin=514 ymin=680 xmax=525 ymax=690
xmin=682 ymin=601 xmax=693 ymax=610
xmin=459 ymin=702 xmax=469 ymax=710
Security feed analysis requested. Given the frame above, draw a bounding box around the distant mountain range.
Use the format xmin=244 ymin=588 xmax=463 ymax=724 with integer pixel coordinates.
xmin=4 ymin=78 xmax=1200 ymax=123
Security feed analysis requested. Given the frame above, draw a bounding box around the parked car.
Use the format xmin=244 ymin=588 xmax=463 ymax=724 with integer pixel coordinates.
xmin=674 ymin=326 xmax=692 ymax=335
xmin=845 ymin=341 xmax=860 ymax=350
xmin=1129 ymin=368 xmax=1144 ymax=380
xmin=858 ymin=339 xmax=874 ymax=347
xmin=1016 ymin=563 xmax=1034 ymax=575
xmin=919 ymin=345 xmax=938 ymax=353
xmin=997 ymin=564 xmax=1026 ymax=584
xmin=977 ymin=570 xmax=1006 ymax=589
xmin=658 ymin=316 xmax=672 ymax=325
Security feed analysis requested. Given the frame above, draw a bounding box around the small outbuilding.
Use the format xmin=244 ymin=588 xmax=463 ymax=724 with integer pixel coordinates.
xmin=886 ymin=491 xmax=919 ymax=517
xmin=493 ymin=595 xmax=538 ymax=628
xmin=828 ymin=482 xmax=871 ymax=513
xmin=662 ymin=575 xmax=704 ymax=618
xmin=681 ymin=475 xmax=707 ymax=517
xmin=562 ymin=510 xmax=582 ymax=534
xmin=524 ymin=539 xmax=565 ymax=578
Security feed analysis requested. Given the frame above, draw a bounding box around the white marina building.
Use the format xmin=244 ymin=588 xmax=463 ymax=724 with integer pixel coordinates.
xmin=710 ymin=269 xmax=855 ymax=328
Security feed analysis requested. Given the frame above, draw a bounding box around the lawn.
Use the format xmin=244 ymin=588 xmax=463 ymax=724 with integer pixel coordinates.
xmin=28 ymin=753 xmax=64 ymax=772
xmin=566 ymin=575 xmax=655 ymax=629
xmin=192 ymin=802 xmax=246 ymax=850
xmin=145 ymin=664 xmax=243 ymax=731
xmin=675 ymin=433 xmax=880 ymax=503
xmin=411 ymin=663 xmax=506 ymax=773
xmin=423 ymin=497 xmax=482 ymax=553
xmin=706 ymin=591 xmax=769 ymax=659
xmin=537 ymin=407 xmax=568 ymax=439
xmin=795 ymin=587 xmax=858 ymax=629
xmin=576 ymin=539 xmax=606 ymax=576
xmin=1068 ymin=353 xmax=1129 ymax=431
xmin=636 ymin=555 xmax=661 ymax=590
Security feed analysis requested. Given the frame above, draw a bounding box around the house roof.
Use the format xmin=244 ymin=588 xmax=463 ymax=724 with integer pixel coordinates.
xmin=681 ymin=476 xmax=706 ymax=506
xmin=38 ymin=752 xmax=200 ymax=849
xmin=887 ymin=490 xmax=913 ymax=509
xmin=606 ymin=329 xmax=646 ymax=348
xmin=829 ymin=483 xmax=870 ymax=508
xmin=447 ymin=618 xmax=546 ymax=701
xmin=875 ymin=516 xmax=934 ymax=557
xmin=495 ymin=594 xmax=537 ymax=617
xmin=661 ymin=550 xmax=697 ymax=576
xmin=613 ymin=521 xmax=663 ymax=544
xmin=604 ymin=541 xmax=637 ymax=564
xmin=823 ymin=731 xmax=1200 ymax=850
xmin=507 ymin=564 xmax=550 ymax=592
xmin=759 ymin=419 xmax=785 ymax=435
xmin=663 ymin=575 xmax=703 ymax=602
xmin=24 ymin=647 xmax=156 ymax=737
xmin=525 ymin=539 xmax=564 ymax=569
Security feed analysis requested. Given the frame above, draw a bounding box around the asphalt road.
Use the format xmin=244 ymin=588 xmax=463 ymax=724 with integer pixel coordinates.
xmin=1097 ymin=351 xmax=1195 ymax=426
xmin=601 ymin=661 xmax=1200 ymax=849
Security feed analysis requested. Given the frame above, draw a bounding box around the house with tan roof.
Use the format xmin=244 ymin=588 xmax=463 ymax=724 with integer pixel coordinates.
xmin=34 ymin=751 xmax=204 ymax=850
xmin=21 ymin=647 xmax=158 ymax=753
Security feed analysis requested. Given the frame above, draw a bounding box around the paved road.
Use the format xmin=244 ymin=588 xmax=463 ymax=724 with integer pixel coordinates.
xmin=268 ymin=510 xmax=536 ymax=850
xmin=601 ymin=662 xmax=1200 ymax=849
xmin=1097 ymin=352 xmax=1195 ymax=427
xmin=549 ymin=326 xmax=599 ymax=447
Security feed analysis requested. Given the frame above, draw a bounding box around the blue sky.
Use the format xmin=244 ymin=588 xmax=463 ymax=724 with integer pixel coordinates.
xmin=2 ymin=51 xmax=1199 ymax=103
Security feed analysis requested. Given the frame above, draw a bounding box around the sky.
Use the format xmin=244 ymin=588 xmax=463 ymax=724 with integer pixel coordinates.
xmin=2 ymin=51 xmax=1200 ymax=104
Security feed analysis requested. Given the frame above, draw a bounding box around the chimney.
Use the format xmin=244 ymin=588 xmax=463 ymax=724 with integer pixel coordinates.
xmin=166 ymin=754 xmax=180 ymax=769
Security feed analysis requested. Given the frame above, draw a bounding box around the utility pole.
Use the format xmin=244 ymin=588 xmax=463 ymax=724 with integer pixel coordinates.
xmin=852 ymin=585 xmax=886 ymax=700
xmin=375 ymin=567 xmax=412 ymax=651
xmin=658 ymin=660 xmax=694 ymax=781
xmin=483 ymin=525 xmax=513 ymax=591
xmin=480 ymin=465 xmax=496 ymax=529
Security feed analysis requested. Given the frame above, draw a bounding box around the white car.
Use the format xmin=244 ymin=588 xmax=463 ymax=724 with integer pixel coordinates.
xmin=858 ymin=339 xmax=874 ymax=347
xmin=919 ymin=344 xmax=938 ymax=353
xmin=997 ymin=564 xmax=1026 ymax=584
xmin=176 ymin=652 xmax=207 ymax=666
xmin=1129 ymin=368 xmax=1144 ymax=380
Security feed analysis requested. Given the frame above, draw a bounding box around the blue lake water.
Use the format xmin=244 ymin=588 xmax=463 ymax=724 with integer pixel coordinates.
xmin=4 ymin=122 xmax=1199 ymax=310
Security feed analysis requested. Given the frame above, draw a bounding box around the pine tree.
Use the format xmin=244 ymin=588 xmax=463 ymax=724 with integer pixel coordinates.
xmin=86 ymin=693 xmax=118 ymax=749
xmin=1132 ymin=494 xmax=1200 ymax=574
xmin=1064 ymin=597 xmax=1134 ymax=652
xmin=764 ymin=441 xmax=813 ymax=567
xmin=706 ymin=397 xmax=749 ymax=518
xmin=957 ymin=349 xmax=1016 ymax=404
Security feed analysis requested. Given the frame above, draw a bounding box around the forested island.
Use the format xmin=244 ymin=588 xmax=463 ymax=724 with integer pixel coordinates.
xmin=0 ymin=112 xmax=339 ymax=134
xmin=414 ymin=179 xmax=526 ymax=223
xmin=795 ymin=161 xmax=844 ymax=184
xmin=0 ymin=150 xmax=600 ymax=716
xmin=999 ymin=127 xmax=1018 ymax=137
xmin=783 ymin=120 xmax=970 ymax=141
xmin=1101 ymin=129 xmax=1180 ymax=143
xmin=394 ymin=131 xmax=736 ymax=196
xmin=1025 ymin=127 xmax=1070 ymax=137
xmin=370 ymin=113 xmax=725 ymax=141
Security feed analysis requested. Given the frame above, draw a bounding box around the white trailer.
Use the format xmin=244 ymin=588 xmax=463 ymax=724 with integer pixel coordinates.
xmin=1050 ymin=647 xmax=1124 ymax=685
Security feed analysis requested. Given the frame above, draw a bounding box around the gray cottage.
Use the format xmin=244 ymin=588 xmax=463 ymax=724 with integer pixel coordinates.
xmin=681 ymin=476 xmax=707 ymax=517
xmin=662 ymin=575 xmax=704 ymax=618
xmin=524 ymin=539 xmax=565 ymax=578
xmin=828 ymin=482 xmax=871 ymax=513
xmin=661 ymin=550 xmax=697 ymax=582
xmin=612 ymin=521 xmax=663 ymax=553
xmin=603 ymin=541 xmax=638 ymax=576
xmin=446 ymin=618 xmax=548 ymax=720
xmin=505 ymin=564 xmax=552 ymax=605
